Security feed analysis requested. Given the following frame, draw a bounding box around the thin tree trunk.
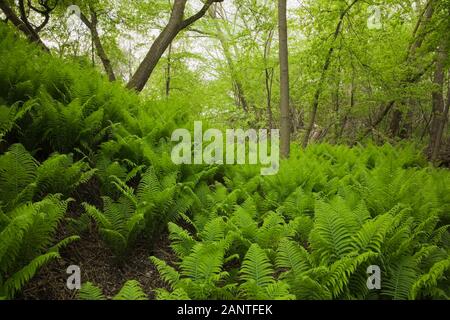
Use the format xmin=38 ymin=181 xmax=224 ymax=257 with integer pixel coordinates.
xmin=278 ymin=0 xmax=290 ymax=158
xmin=407 ymin=0 xmax=435 ymax=61
xmin=80 ymin=8 xmax=116 ymax=82
xmin=429 ymin=38 xmax=449 ymax=162
xmin=389 ymin=0 xmax=435 ymax=138
xmin=332 ymin=65 xmax=341 ymax=142
xmin=302 ymin=0 xmax=359 ymax=148
xmin=433 ymin=78 xmax=450 ymax=160
xmin=165 ymin=42 xmax=172 ymax=97
xmin=390 ymin=108 xmax=403 ymax=137
xmin=338 ymin=66 xmax=355 ymax=141
xmin=209 ymin=5 xmax=248 ymax=112
xmin=264 ymin=29 xmax=274 ymax=128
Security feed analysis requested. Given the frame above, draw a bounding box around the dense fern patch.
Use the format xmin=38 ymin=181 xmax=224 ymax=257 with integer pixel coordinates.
xmin=0 ymin=25 xmax=448 ymax=300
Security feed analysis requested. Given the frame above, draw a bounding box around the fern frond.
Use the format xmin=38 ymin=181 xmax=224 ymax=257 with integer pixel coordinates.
xmin=180 ymin=243 xmax=225 ymax=283
xmin=276 ymin=238 xmax=312 ymax=277
xmin=309 ymin=199 xmax=355 ymax=263
xmin=78 ymin=282 xmax=106 ymax=300
xmin=382 ymin=256 xmax=418 ymax=300
xmin=240 ymin=244 xmax=274 ymax=287
xmin=155 ymin=288 xmax=190 ymax=300
xmin=168 ymin=222 xmax=196 ymax=259
xmin=113 ymin=280 xmax=147 ymax=300
xmin=410 ymin=258 xmax=450 ymax=299
xmin=150 ymin=256 xmax=180 ymax=288
xmin=1 ymin=252 xmax=59 ymax=299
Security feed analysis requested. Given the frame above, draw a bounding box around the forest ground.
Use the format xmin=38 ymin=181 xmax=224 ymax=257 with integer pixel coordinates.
xmin=20 ymin=178 xmax=172 ymax=299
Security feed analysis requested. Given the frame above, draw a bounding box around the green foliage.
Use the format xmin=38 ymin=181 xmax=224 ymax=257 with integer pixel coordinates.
xmin=0 ymin=196 xmax=79 ymax=298
xmin=0 ymin=23 xmax=449 ymax=301
xmin=0 ymin=144 xmax=96 ymax=211
xmin=78 ymin=280 xmax=147 ymax=300
xmin=152 ymin=144 xmax=450 ymax=300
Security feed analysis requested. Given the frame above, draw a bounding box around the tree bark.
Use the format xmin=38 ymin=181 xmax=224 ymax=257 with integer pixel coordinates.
xmin=80 ymin=8 xmax=116 ymax=82
xmin=0 ymin=0 xmax=48 ymax=50
xmin=165 ymin=42 xmax=172 ymax=97
xmin=429 ymin=38 xmax=449 ymax=162
xmin=264 ymin=28 xmax=274 ymax=128
xmin=338 ymin=71 xmax=356 ymax=141
xmin=390 ymin=108 xmax=403 ymax=137
xmin=278 ymin=0 xmax=290 ymax=158
xmin=127 ymin=0 xmax=222 ymax=92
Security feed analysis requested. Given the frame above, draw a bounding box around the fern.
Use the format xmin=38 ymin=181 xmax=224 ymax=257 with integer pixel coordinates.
xmin=276 ymin=238 xmax=312 ymax=278
xmin=382 ymin=256 xmax=418 ymax=300
xmin=78 ymin=282 xmax=106 ymax=300
xmin=150 ymin=256 xmax=180 ymax=288
xmin=410 ymin=258 xmax=450 ymax=299
xmin=113 ymin=280 xmax=147 ymax=300
xmin=0 ymin=144 xmax=37 ymax=210
xmin=240 ymin=244 xmax=274 ymax=288
xmin=82 ymin=198 xmax=144 ymax=259
xmin=0 ymin=197 xmax=77 ymax=298
xmin=78 ymin=280 xmax=147 ymax=300
xmin=309 ymin=199 xmax=355 ymax=264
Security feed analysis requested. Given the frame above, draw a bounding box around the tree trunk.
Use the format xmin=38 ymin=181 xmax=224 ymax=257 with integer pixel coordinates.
xmin=165 ymin=42 xmax=172 ymax=97
xmin=126 ymin=0 xmax=186 ymax=92
xmin=264 ymin=29 xmax=274 ymax=129
xmin=278 ymin=0 xmax=290 ymax=158
xmin=429 ymin=38 xmax=449 ymax=162
xmin=80 ymin=8 xmax=116 ymax=82
xmin=338 ymin=66 xmax=355 ymax=141
xmin=389 ymin=0 xmax=435 ymax=139
xmin=0 ymin=0 xmax=48 ymax=50
xmin=332 ymin=66 xmax=341 ymax=142
xmin=390 ymin=108 xmax=403 ymax=137
xmin=127 ymin=0 xmax=221 ymax=92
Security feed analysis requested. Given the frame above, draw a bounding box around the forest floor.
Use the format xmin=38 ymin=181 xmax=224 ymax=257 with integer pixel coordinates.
xmin=20 ymin=229 xmax=173 ymax=300
xmin=19 ymin=179 xmax=174 ymax=300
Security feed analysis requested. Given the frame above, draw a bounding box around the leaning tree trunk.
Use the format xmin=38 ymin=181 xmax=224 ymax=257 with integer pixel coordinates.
xmin=127 ymin=0 xmax=222 ymax=92
xmin=0 ymin=0 xmax=48 ymax=50
xmin=80 ymin=8 xmax=116 ymax=82
xmin=209 ymin=5 xmax=248 ymax=112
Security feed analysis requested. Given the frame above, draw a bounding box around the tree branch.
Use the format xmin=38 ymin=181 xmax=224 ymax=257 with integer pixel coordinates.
xmin=0 ymin=0 xmax=48 ymax=50
xmin=179 ymin=0 xmax=223 ymax=30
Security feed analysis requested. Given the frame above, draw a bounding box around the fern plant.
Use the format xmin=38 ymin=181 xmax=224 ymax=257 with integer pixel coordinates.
xmin=78 ymin=280 xmax=147 ymax=300
xmin=82 ymin=194 xmax=144 ymax=260
xmin=0 ymin=196 xmax=79 ymax=299
xmin=0 ymin=144 xmax=96 ymax=211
